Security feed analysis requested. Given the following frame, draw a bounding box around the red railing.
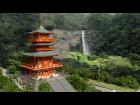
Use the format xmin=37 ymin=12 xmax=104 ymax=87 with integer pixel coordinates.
xmin=30 ymin=47 xmax=54 ymax=51
xmin=28 ymin=37 xmax=56 ymax=43
xmin=21 ymin=62 xmax=63 ymax=70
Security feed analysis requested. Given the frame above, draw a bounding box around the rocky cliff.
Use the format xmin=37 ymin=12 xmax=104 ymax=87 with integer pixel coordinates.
xmin=52 ymin=30 xmax=97 ymax=58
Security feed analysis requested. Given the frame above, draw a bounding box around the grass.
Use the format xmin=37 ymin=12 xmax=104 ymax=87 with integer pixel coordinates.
xmin=0 ymin=68 xmax=24 ymax=92
xmin=88 ymin=79 xmax=135 ymax=92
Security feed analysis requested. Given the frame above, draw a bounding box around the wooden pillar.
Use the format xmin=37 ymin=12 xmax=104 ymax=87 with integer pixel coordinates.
xmin=41 ymin=70 xmax=43 ymax=78
xmin=29 ymin=70 xmax=30 ymax=75
xmin=30 ymin=70 xmax=31 ymax=76
xmin=63 ymin=68 xmax=64 ymax=75
xmin=25 ymin=70 xmax=26 ymax=75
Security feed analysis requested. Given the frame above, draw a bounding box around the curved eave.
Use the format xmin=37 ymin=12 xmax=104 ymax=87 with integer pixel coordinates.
xmin=27 ymin=43 xmax=55 ymax=46
xmin=23 ymin=54 xmax=59 ymax=57
xmin=23 ymin=50 xmax=60 ymax=57
xmin=29 ymin=31 xmax=53 ymax=35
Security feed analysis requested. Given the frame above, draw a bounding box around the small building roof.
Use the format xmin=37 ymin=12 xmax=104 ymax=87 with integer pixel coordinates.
xmin=23 ymin=50 xmax=60 ymax=57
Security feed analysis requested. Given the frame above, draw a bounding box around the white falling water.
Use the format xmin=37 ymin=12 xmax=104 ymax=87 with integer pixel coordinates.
xmin=82 ymin=30 xmax=90 ymax=55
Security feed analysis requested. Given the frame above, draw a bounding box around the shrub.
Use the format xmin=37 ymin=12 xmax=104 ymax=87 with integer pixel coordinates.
xmin=105 ymin=75 xmax=117 ymax=84
xmin=86 ymin=86 xmax=101 ymax=92
xmin=6 ymin=51 xmax=23 ymax=74
xmin=76 ymin=68 xmax=93 ymax=80
xmin=116 ymin=76 xmax=139 ymax=89
xmin=7 ymin=65 xmax=17 ymax=74
xmin=67 ymin=75 xmax=89 ymax=92
xmin=102 ymin=56 xmax=134 ymax=77
xmin=107 ymin=56 xmax=134 ymax=71
xmin=0 ymin=70 xmax=22 ymax=92
xmin=63 ymin=65 xmax=93 ymax=80
xmin=129 ymin=53 xmax=140 ymax=63
xmin=95 ymin=71 xmax=110 ymax=82
xmin=2 ymin=79 xmax=22 ymax=92
xmin=129 ymin=54 xmax=140 ymax=68
xmin=39 ymin=80 xmax=53 ymax=92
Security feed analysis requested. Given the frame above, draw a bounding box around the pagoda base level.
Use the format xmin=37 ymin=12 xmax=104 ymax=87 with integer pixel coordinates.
xmin=37 ymin=73 xmax=59 ymax=80
xmin=23 ymin=68 xmax=60 ymax=80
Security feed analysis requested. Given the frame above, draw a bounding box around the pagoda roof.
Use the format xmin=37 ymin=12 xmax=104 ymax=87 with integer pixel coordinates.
xmin=23 ymin=50 xmax=59 ymax=57
xmin=27 ymin=43 xmax=55 ymax=46
xmin=29 ymin=25 xmax=53 ymax=34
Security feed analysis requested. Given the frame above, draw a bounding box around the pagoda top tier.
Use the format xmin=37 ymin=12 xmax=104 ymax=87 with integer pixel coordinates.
xmin=29 ymin=25 xmax=53 ymax=35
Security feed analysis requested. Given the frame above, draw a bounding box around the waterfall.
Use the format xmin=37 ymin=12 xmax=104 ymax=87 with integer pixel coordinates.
xmin=82 ymin=30 xmax=90 ymax=55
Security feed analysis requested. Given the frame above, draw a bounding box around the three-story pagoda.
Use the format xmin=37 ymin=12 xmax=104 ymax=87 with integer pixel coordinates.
xmin=21 ymin=18 xmax=63 ymax=79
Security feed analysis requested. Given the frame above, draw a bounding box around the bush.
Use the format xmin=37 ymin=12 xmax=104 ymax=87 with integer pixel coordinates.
xmin=110 ymin=66 xmax=133 ymax=77
xmin=7 ymin=51 xmax=23 ymax=74
xmin=63 ymin=65 xmax=93 ymax=80
xmin=116 ymin=76 xmax=139 ymax=89
xmin=7 ymin=65 xmax=17 ymax=74
xmin=129 ymin=54 xmax=140 ymax=67
xmin=0 ymin=70 xmax=22 ymax=92
xmin=105 ymin=75 xmax=117 ymax=84
xmin=39 ymin=80 xmax=53 ymax=92
xmin=76 ymin=68 xmax=93 ymax=80
xmin=129 ymin=53 xmax=140 ymax=62
xmin=2 ymin=79 xmax=22 ymax=92
xmin=95 ymin=71 xmax=110 ymax=82
xmin=86 ymin=86 xmax=101 ymax=92
xmin=107 ymin=56 xmax=134 ymax=71
xmin=67 ymin=75 xmax=89 ymax=92
xmin=101 ymin=56 xmax=134 ymax=77
xmin=65 ymin=52 xmax=140 ymax=89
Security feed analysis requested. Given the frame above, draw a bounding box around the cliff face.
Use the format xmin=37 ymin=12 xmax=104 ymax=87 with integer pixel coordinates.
xmin=52 ymin=30 xmax=97 ymax=57
xmin=52 ymin=30 xmax=81 ymax=55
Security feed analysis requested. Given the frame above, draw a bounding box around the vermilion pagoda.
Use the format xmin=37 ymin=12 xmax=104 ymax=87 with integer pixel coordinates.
xmin=21 ymin=22 xmax=63 ymax=79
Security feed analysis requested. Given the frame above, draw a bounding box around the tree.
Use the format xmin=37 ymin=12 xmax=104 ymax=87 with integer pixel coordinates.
xmin=86 ymin=13 xmax=140 ymax=56
xmin=116 ymin=76 xmax=139 ymax=89
xmin=0 ymin=13 xmax=39 ymax=68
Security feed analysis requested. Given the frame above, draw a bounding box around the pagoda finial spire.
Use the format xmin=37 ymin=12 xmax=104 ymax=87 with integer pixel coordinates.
xmin=40 ymin=14 xmax=44 ymax=28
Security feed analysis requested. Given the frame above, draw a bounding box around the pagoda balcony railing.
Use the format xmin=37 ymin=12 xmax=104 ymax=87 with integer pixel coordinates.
xmin=21 ymin=62 xmax=63 ymax=70
xmin=30 ymin=47 xmax=54 ymax=51
xmin=28 ymin=37 xmax=56 ymax=43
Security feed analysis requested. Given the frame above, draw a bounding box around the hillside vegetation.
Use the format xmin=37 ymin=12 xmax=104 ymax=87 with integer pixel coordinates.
xmin=0 ymin=13 xmax=140 ymax=92
xmin=0 ymin=68 xmax=22 ymax=92
xmin=63 ymin=52 xmax=140 ymax=91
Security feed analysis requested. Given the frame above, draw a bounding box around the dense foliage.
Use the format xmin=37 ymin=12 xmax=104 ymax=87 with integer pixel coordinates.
xmin=67 ymin=75 xmax=89 ymax=92
xmin=87 ymin=13 xmax=140 ymax=56
xmin=66 ymin=75 xmax=100 ymax=92
xmin=38 ymin=79 xmax=53 ymax=92
xmin=0 ymin=13 xmax=87 ymax=68
xmin=65 ymin=52 xmax=140 ymax=89
xmin=0 ymin=69 xmax=22 ymax=92
xmin=0 ymin=13 xmax=140 ymax=91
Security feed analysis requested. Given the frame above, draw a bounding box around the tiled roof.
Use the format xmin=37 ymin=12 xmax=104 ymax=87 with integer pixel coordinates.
xmin=27 ymin=43 xmax=55 ymax=46
xmin=23 ymin=50 xmax=59 ymax=57
xmin=29 ymin=26 xmax=52 ymax=34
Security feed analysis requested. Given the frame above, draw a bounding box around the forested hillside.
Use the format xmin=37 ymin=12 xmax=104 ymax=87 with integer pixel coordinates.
xmin=0 ymin=13 xmax=140 ymax=91
xmin=0 ymin=13 xmax=87 ymax=68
